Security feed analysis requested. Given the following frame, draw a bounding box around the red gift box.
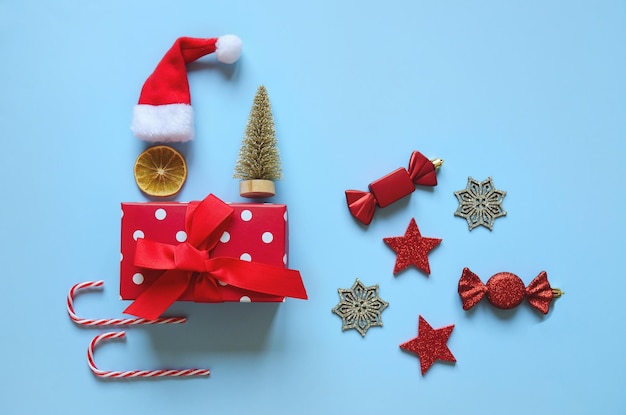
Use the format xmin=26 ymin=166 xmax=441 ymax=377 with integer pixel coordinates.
xmin=120 ymin=194 xmax=307 ymax=318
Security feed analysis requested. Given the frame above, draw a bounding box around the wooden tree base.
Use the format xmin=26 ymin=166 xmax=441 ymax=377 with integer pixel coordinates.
xmin=239 ymin=180 xmax=276 ymax=198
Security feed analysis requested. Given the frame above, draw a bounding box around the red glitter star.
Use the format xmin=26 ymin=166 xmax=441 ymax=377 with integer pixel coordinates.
xmin=400 ymin=316 xmax=456 ymax=375
xmin=383 ymin=218 xmax=441 ymax=275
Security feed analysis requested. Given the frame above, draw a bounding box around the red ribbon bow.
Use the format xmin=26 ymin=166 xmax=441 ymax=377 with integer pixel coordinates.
xmin=345 ymin=151 xmax=438 ymax=225
xmin=458 ymin=268 xmax=555 ymax=314
xmin=123 ymin=194 xmax=308 ymax=320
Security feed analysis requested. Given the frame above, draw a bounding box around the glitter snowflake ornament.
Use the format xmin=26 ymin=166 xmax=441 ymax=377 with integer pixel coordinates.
xmin=454 ymin=177 xmax=507 ymax=231
xmin=332 ymin=278 xmax=389 ymax=337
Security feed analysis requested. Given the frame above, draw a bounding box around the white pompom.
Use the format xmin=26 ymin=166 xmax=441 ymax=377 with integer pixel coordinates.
xmin=216 ymin=35 xmax=242 ymax=64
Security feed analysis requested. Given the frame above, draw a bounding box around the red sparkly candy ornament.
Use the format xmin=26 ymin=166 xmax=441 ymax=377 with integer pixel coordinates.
xmin=458 ymin=268 xmax=563 ymax=314
xmin=400 ymin=316 xmax=456 ymax=375
xmin=383 ymin=218 xmax=441 ymax=275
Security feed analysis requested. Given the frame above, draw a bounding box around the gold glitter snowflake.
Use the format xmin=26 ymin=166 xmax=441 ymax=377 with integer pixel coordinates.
xmin=331 ymin=278 xmax=389 ymax=337
xmin=454 ymin=177 xmax=507 ymax=231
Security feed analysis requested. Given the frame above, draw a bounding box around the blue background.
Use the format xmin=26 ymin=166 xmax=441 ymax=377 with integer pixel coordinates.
xmin=1 ymin=1 xmax=625 ymax=414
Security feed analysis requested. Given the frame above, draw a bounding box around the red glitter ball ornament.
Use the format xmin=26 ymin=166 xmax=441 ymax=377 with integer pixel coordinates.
xmin=486 ymin=272 xmax=525 ymax=309
xmin=458 ymin=268 xmax=563 ymax=314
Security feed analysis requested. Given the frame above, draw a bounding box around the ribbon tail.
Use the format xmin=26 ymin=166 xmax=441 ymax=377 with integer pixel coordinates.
xmin=124 ymin=270 xmax=192 ymax=320
xmin=345 ymin=190 xmax=376 ymax=225
xmin=525 ymin=271 xmax=554 ymax=314
xmin=205 ymin=258 xmax=308 ymax=300
xmin=458 ymin=267 xmax=487 ymax=310
xmin=407 ymin=151 xmax=437 ymax=187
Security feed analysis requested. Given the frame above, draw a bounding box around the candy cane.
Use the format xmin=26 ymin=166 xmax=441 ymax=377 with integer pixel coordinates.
xmin=88 ymin=331 xmax=210 ymax=378
xmin=68 ymin=281 xmax=187 ymax=326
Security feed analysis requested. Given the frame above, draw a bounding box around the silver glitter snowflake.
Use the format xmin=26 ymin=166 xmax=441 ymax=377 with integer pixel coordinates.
xmin=331 ymin=278 xmax=389 ymax=337
xmin=454 ymin=177 xmax=507 ymax=231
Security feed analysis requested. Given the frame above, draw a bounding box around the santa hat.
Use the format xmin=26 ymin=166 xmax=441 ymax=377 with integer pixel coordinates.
xmin=131 ymin=35 xmax=242 ymax=143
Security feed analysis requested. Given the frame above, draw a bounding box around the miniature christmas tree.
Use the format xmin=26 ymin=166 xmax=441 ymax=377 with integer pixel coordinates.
xmin=234 ymin=85 xmax=282 ymax=198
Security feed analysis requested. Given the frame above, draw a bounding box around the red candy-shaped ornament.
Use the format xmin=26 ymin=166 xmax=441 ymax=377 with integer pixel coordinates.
xmin=458 ymin=268 xmax=562 ymax=314
xmin=345 ymin=151 xmax=443 ymax=225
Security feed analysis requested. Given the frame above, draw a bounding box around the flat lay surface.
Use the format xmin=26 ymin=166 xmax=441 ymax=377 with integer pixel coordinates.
xmin=1 ymin=1 xmax=625 ymax=414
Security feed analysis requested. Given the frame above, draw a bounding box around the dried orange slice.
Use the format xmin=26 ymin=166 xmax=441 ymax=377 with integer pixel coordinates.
xmin=134 ymin=145 xmax=187 ymax=197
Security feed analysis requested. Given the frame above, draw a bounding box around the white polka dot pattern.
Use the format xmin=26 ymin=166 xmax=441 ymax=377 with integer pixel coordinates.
xmin=240 ymin=210 xmax=253 ymax=221
xmin=240 ymin=253 xmax=252 ymax=261
xmin=132 ymin=273 xmax=144 ymax=285
xmin=154 ymin=208 xmax=167 ymax=220
xmin=262 ymin=232 xmax=274 ymax=243
xmin=175 ymin=231 xmax=187 ymax=242
xmin=220 ymin=231 xmax=230 ymax=243
xmin=133 ymin=230 xmax=144 ymax=241
xmin=239 ymin=296 xmax=251 ymax=302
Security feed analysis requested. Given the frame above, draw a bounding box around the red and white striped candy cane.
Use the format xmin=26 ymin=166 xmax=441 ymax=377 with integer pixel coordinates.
xmin=88 ymin=331 xmax=210 ymax=378
xmin=68 ymin=281 xmax=187 ymax=326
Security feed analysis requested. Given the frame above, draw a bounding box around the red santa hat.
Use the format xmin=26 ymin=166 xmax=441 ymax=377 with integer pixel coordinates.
xmin=131 ymin=35 xmax=242 ymax=143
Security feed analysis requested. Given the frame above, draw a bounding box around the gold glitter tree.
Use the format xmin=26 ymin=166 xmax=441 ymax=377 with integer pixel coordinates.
xmin=234 ymin=85 xmax=282 ymax=198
